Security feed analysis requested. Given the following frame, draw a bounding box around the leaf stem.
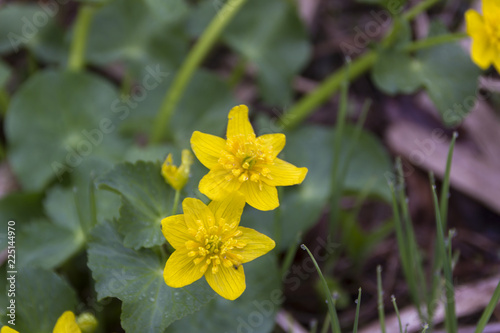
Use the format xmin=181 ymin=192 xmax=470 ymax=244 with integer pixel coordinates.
xmin=171 ymin=189 xmax=181 ymax=216
xmin=150 ymin=0 xmax=248 ymax=143
xmin=279 ymin=51 xmax=377 ymax=131
xmin=68 ymin=4 xmax=96 ymax=72
xmin=403 ymin=33 xmax=467 ymax=53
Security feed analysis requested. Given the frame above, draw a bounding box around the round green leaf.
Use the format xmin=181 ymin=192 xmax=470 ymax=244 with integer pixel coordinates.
xmin=87 ymin=221 xmax=215 ymax=333
xmin=6 ymin=69 xmax=127 ymax=191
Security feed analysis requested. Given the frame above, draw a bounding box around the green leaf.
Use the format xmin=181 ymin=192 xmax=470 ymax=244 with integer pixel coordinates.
xmin=0 ymin=192 xmax=44 ymax=251
xmin=254 ymin=119 xmax=392 ymax=250
xmin=17 ymin=186 xmax=85 ymax=269
xmin=96 ymin=161 xmax=173 ymax=249
xmin=86 ymin=0 xmax=188 ymax=78
xmin=416 ymin=36 xmax=481 ymax=126
xmin=119 ymin=69 xmax=238 ymax=144
xmin=0 ymin=4 xmax=67 ymax=62
xmin=0 ymin=267 xmax=78 ymax=332
xmin=5 ymin=69 xmax=128 ymax=191
xmin=188 ymin=0 xmax=310 ymax=105
xmin=372 ymin=50 xmax=421 ymax=95
xmin=168 ymin=255 xmax=281 ymax=333
xmin=226 ymin=0 xmax=310 ymax=105
xmin=87 ymin=221 xmax=215 ymax=333
xmin=144 ymin=0 xmax=188 ymax=23
xmin=371 ymin=23 xmax=481 ymax=126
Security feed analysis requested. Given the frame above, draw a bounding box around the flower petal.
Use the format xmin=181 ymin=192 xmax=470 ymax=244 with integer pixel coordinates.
xmin=465 ymin=10 xmax=485 ymax=37
xmin=199 ymin=169 xmax=242 ymax=201
xmin=164 ymin=249 xmax=205 ymax=288
xmin=470 ymin=35 xmax=495 ymax=69
xmin=161 ymin=214 xmax=191 ymax=249
xmin=53 ymin=311 xmax=81 ymax=333
xmin=226 ymin=105 xmax=255 ymax=139
xmin=264 ymin=158 xmax=308 ymax=186
xmin=182 ymin=198 xmax=215 ymax=230
xmin=1 ymin=327 xmax=19 ymax=333
xmin=232 ymin=227 xmax=275 ymax=263
xmin=256 ymin=133 xmax=286 ymax=158
xmin=483 ymin=0 xmax=500 ymax=20
xmin=208 ymin=193 xmax=246 ymax=228
xmin=191 ymin=131 xmax=226 ymax=169
xmin=239 ymin=181 xmax=279 ymax=211
xmin=205 ymin=264 xmax=246 ymax=300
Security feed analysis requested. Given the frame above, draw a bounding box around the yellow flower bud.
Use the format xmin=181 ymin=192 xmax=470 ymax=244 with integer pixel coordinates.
xmin=76 ymin=312 xmax=98 ymax=333
xmin=162 ymin=149 xmax=194 ymax=191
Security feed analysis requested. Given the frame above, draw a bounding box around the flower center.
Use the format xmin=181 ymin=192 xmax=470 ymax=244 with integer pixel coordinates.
xmin=218 ymin=134 xmax=274 ymax=189
xmin=185 ymin=219 xmax=247 ymax=274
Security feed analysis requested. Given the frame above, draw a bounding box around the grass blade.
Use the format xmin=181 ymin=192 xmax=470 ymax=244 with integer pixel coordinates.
xmin=439 ymin=132 xmax=458 ymax=230
xmin=377 ymin=265 xmax=386 ymax=333
xmin=474 ymin=279 xmax=500 ymax=333
xmin=353 ymin=288 xmax=362 ymax=333
xmin=301 ymin=244 xmax=341 ymax=333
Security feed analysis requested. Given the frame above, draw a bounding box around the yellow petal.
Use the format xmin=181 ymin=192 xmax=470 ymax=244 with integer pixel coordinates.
xmin=1 ymin=327 xmax=19 ymax=333
xmin=191 ymin=131 xmax=226 ymax=169
xmin=231 ymin=227 xmax=275 ymax=263
xmin=53 ymin=311 xmax=81 ymax=333
xmin=264 ymin=158 xmax=308 ymax=186
xmin=199 ymin=169 xmax=242 ymax=201
xmin=226 ymin=105 xmax=255 ymax=139
xmin=470 ymin=35 xmax=495 ymax=69
xmin=208 ymin=193 xmax=246 ymax=228
xmin=161 ymin=214 xmax=191 ymax=249
xmin=239 ymin=181 xmax=279 ymax=211
xmin=205 ymin=264 xmax=246 ymax=300
xmin=164 ymin=249 xmax=205 ymax=288
xmin=483 ymin=0 xmax=500 ymax=20
xmin=256 ymin=133 xmax=286 ymax=158
xmin=182 ymin=198 xmax=215 ymax=230
xmin=465 ymin=10 xmax=485 ymax=37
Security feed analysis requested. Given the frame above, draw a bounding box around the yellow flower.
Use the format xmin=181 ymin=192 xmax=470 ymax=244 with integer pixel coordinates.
xmin=161 ymin=149 xmax=194 ymax=191
xmin=466 ymin=0 xmax=500 ymax=72
xmin=53 ymin=311 xmax=81 ymax=333
xmin=1 ymin=327 xmax=18 ymax=333
xmin=191 ymin=105 xmax=308 ymax=211
xmin=161 ymin=195 xmax=275 ymax=300
xmin=1 ymin=311 xmax=81 ymax=333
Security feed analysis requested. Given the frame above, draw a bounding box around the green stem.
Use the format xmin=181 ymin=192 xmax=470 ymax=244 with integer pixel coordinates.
xmin=150 ymin=0 xmax=248 ymax=143
xmin=392 ymin=295 xmax=403 ymax=333
xmin=430 ymin=174 xmax=457 ymax=333
xmin=439 ymin=132 xmax=458 ymax=230
xmin=277 ymin=0 xmax=445 ymax=132
xmin=402 ymin=0 xmax=441 ymax=21
xmin=377 ymin=266 xmax=387 ymax=333
xmin=171 ymin=190 xmax=181 ymax=216
xmin=301 ymin=244 xmax=341 ymax=333
xmin=279 ymin=51 xmax=377 ymax=131
xmin=474 ymin=279 xmax=500 ymax=333
xmin=403 ymin=33 xmax=467 ymax=53
xmin=68 ymin=4 xmax=96 ymax=72
xmin=353 ymin=288 xmax=362 ymax=333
